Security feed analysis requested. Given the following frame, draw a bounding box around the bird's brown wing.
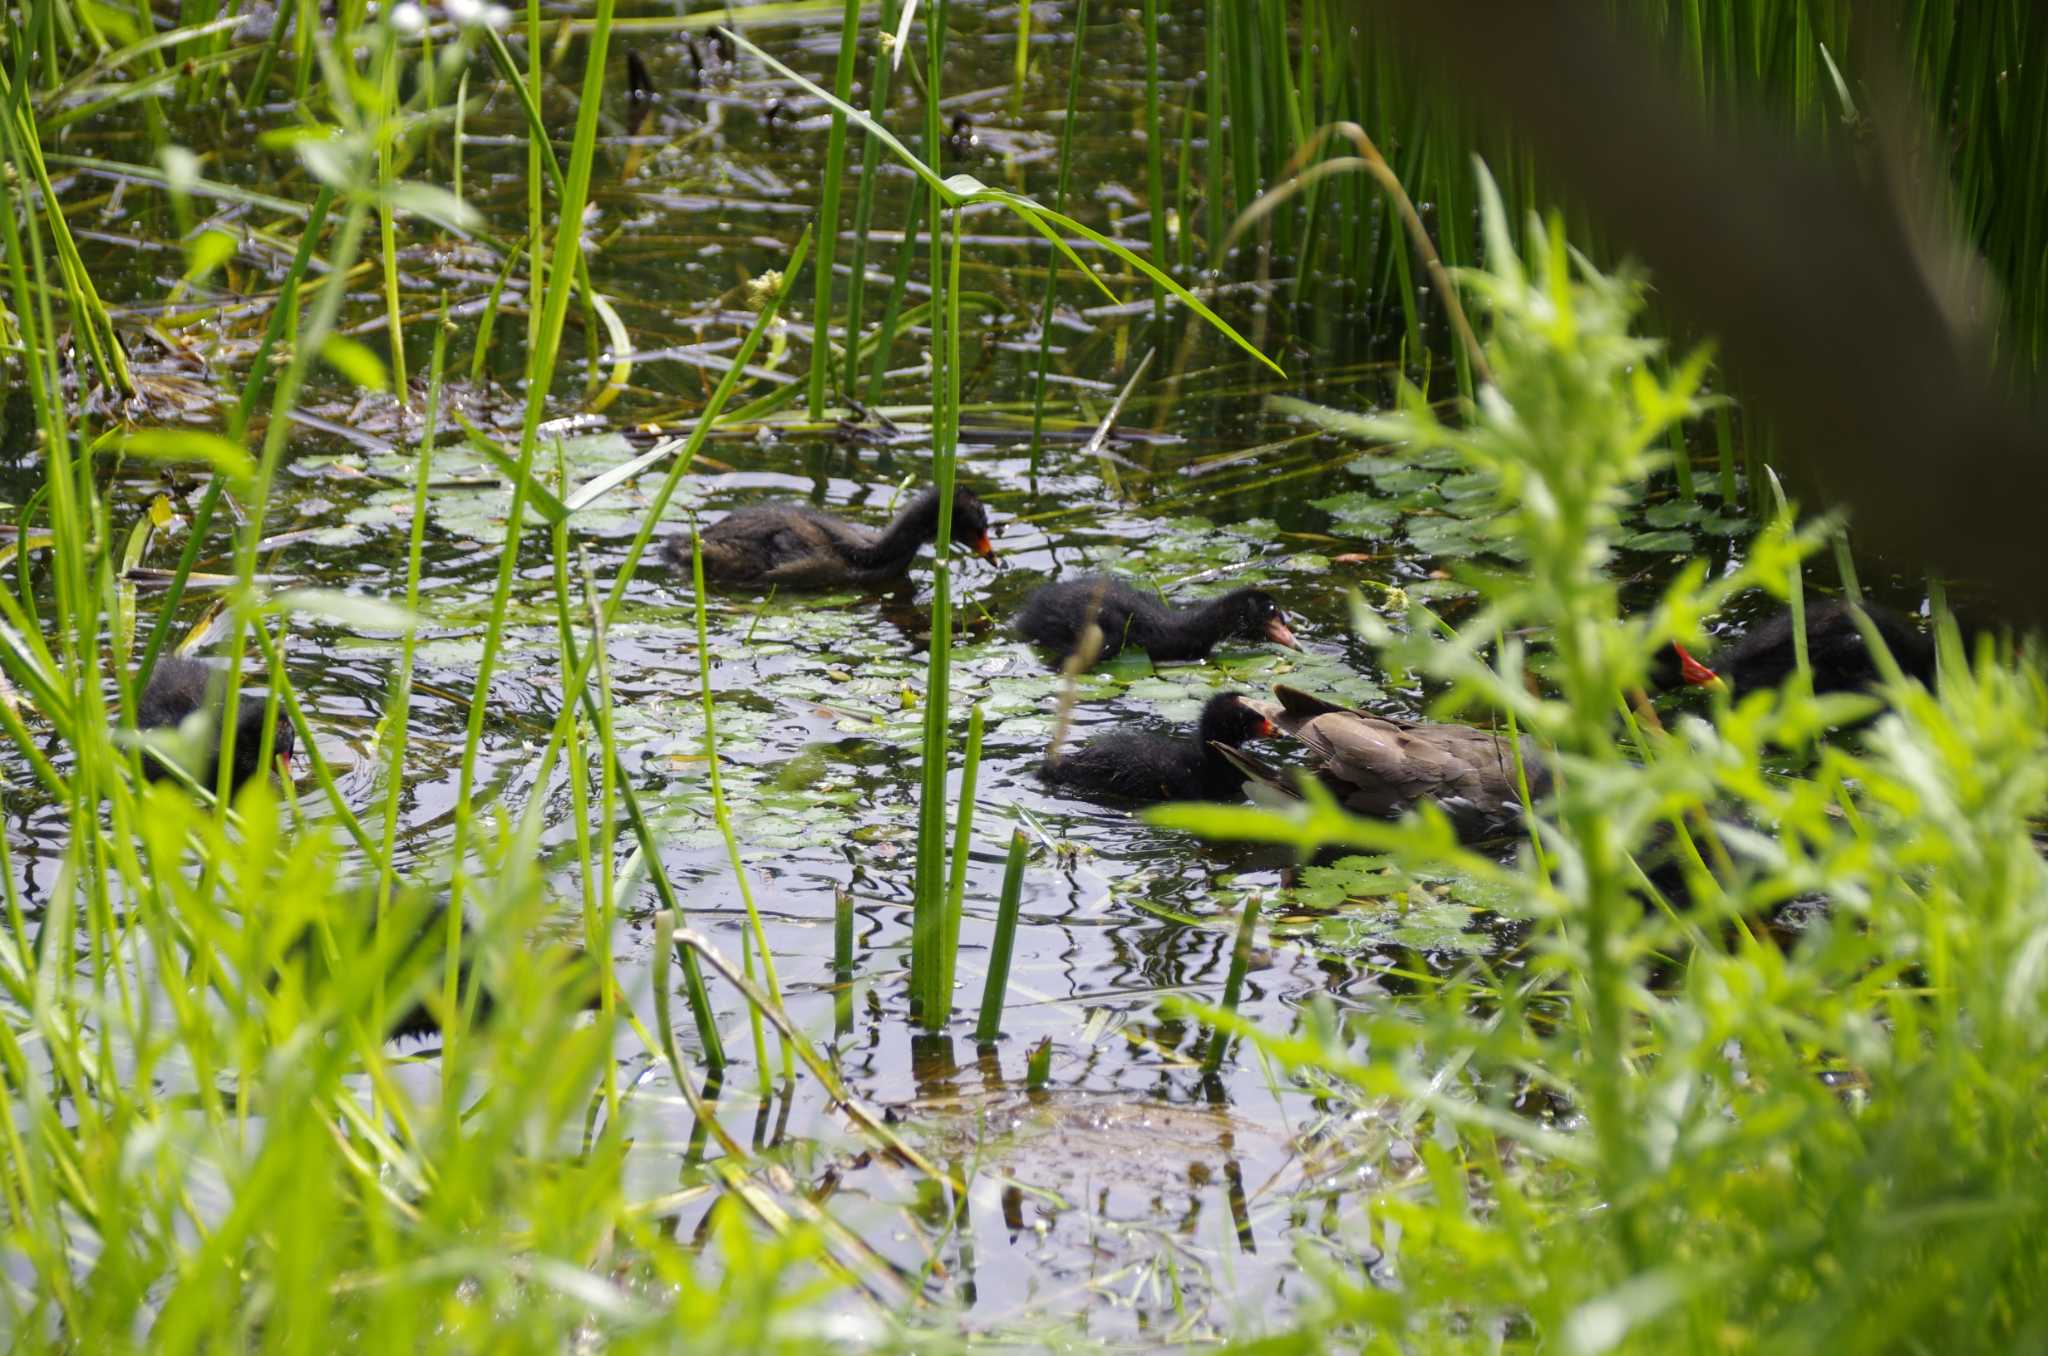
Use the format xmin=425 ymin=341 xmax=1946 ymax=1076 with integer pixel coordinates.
xmin=1294 ymin=711 xmax=1538 ymax=831
xmin=1292 ymin=712 xmax=1425 ymax=818
xmin=1272 ymin=683 xmax=1356 ymax=735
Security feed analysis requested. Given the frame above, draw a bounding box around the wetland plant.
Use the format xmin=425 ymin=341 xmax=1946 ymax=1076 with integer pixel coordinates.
xmin=1156 ymin=168 xmax=2048 ymax=1351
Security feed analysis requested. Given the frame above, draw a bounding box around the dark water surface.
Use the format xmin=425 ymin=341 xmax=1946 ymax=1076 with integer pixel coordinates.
xmin=8 ymin=1 xmax=1886 ymax=1339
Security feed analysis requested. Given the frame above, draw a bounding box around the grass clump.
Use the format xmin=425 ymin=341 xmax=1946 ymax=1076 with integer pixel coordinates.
xmin=1156 ymin=165 xmax=2048 ymax=1351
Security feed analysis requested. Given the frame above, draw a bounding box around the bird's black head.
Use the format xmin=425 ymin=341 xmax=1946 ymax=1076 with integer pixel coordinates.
xmin=946 ymin=485 xmax=994 ymax=559
xmin=1224 ymin=589 xmax=1299 ymax=650
xmin=1648 ymin=640 xmax=1722 ymax=691
xmin=224 ymin=694 xmax=296 ymax=792
xmin=1197 ymin=692 xmax=1276 ymax=748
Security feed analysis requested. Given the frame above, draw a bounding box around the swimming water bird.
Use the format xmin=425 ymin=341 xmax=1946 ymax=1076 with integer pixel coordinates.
xmin=1041 ymin=692 xmax=1275 ymax=802
xmin=1657 ymin=598 xmax=1935 ymax=696
xmin=136 ymin=655 xmax=295 ymax=793
xmin=662 ymin=485 xmax=993 ymax=589
xmin=1014 ymin=575 xmax=1299 ymax=668
xmin=1223 ymin=685 xmax=1549 ymax=842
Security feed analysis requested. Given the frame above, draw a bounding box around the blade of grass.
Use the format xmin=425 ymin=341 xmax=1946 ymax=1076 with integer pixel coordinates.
xmin=973 ymin=829 xmax=1028 ymax=1044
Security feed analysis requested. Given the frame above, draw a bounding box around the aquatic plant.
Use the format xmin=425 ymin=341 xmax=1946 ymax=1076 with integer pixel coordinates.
xmin=1155 ymin=167 xmax=2048 ymax=1351
xmin=3 ymin=0 xmax=2046 ymax=1346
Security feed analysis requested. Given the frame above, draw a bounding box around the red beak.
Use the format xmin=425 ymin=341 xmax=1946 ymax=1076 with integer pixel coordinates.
xmin=1674 ymin=642 xmax=1722 ymax=688
xmin=1264 ymin=616 xmax=1300 ymax=650
xmin=1253 ymin=716 xmax=1275 ymax=738
xmin=971 ymin=533 xmax=995 ymax=559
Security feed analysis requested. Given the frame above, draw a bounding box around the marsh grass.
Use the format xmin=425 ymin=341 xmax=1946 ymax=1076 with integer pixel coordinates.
xmin=0 ymin=2 xmax=888 ymax=1342
xmin=972 ymin=829 xmax=1029 ymax=1046
xmin=1198 ymin=1 xmax=2048 ymax=495
xmin=0 ymin=0 xmax=1288 ymax=1337
xmin=6 ymin=0 xmax=2048 ymax=1348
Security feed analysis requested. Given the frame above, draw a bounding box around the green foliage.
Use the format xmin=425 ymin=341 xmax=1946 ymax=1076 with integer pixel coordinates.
xmin=1166 ymin=167 xmax=2048 ymax=1351
xmin=7 ymin=0 xmax=2048 ymax=1346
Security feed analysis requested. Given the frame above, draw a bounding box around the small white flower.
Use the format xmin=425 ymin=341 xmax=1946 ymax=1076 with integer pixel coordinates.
xmin=483 ymin=3 xmax=512 ymax=29
xmin=444 ymin=0 xmax=482 ymax=23
xmin=744 ymin=268 xmax=782 ymax=311
xmin=390 ymin=1 xmax=426 ymax=34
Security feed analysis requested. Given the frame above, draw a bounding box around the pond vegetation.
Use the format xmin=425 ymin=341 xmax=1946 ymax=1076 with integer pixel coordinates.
xmin=1 ymin=0 xmax=2046 ymax=1351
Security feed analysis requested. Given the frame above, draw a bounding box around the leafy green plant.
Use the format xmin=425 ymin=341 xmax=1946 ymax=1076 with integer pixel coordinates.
xmin=1155 ymin=166 xmax=2048 ymax=1351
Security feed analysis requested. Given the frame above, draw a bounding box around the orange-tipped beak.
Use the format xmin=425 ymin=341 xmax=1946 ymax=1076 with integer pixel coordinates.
xmin=971 ymin=533 xmax=995 ymax=559
xmin=1674 ymin=642 xmax=1722 ymax=688
xmin=1253 ymin=715 xmax=1275 ymax=738
xmin=1265 ymin=617 xmax=1300 ymax=650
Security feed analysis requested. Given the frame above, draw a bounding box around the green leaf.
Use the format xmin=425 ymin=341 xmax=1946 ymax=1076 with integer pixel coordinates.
xmin=1621 ymin=528 xmax=1695 ymax=553
xmin=264 ymin=589 xmax=422 ymax=632
xmin=1143 ymin=801 xmax=1313 ymax=842
xmin=106 ymin=429 xmax=254 ymax=479
xmin=389 ymin=182 xmax=482 ymax=234
xmin=182 ymin=228 xmax=237 ymax=283
xmin=320 ymin=335 xmax=389 ymax=391
xmin=564 ymin=436 xmax=685 ymax=513
xmin=1269 ymin=393 xmax=1385 ymax=440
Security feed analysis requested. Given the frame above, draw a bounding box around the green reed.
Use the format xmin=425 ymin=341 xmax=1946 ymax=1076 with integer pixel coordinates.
xmin=0 ymin=3 xmax=879 ymax=1339
xmin=686 ymin=523 xmax=790 ymax=1093
xmin=833 ymin=886 xmax=855 ymax=1036
xmin=973 ymin=828 xmax=1029 ymax=1045
xmin=901 ymin=0 xmax=955 ymax=1027
xmin=807 ymin=0 xmax=863 ymax=417
xmin=1027 ymin=0 xmax=1090 ymax=479
xmin=1202 ymin=890 xmax=1261 ymax=1073
xmin=136 ymin=182 xmax=336 ymax=691
xmin=371 ymin=301 xmax=447 ymax=1046
xmin=433 ymin=8 xmax=611 ymax=1084
xmin=928 ymin=703 xmax=985 ymax=1024
xmin=842 ymin=0 xmax=899 ymax=394
xmin=1141 ymin=0 xmax=1165 ymax=319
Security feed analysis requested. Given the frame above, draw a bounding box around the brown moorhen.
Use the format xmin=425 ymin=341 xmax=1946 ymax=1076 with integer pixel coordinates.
xmin=1015 ymin=575 xmax=1299 ymax=669
xmin=1223 ymin=684 xmax=1550 ymax=842
xmin=136 ymin=656 xmax=295 ymax=793
xmin=1041 ymin=691 xmax=1275 ymax=802
xmin=662 ymin=485 xmax=993 ymax=588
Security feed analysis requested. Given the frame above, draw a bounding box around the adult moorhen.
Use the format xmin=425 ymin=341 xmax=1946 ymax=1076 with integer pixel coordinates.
xmin=1015 ymin=575 xmax=1299 ymax=669
xmin=1656 ymin=598 xmax=1935 ymax=696
xmin=1224 ymin=684 xmax=1549 ymax=842
xmin=137 ymin=656 xmax=295 ymax=793
xmin=662 ymin=485 xmax=994 ymax=588
xmin=1041 ymin=691 xmax=1275 ymax=802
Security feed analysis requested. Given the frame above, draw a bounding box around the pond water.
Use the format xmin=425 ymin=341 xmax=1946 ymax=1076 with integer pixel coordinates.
xmin=7 ymin=1 xmax=1913 ymax=1340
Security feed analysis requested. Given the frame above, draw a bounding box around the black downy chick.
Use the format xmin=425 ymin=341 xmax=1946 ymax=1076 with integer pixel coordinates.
xmin=1015 ymin=575 xmax=1298 ymax=670
xmin=1040 ymin=691 xmax=1275 ymax=802
xmin=136 ymin=656 xmax=295 ymax=793
xmin=663 ymin=485 xmax=994 ymax=589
